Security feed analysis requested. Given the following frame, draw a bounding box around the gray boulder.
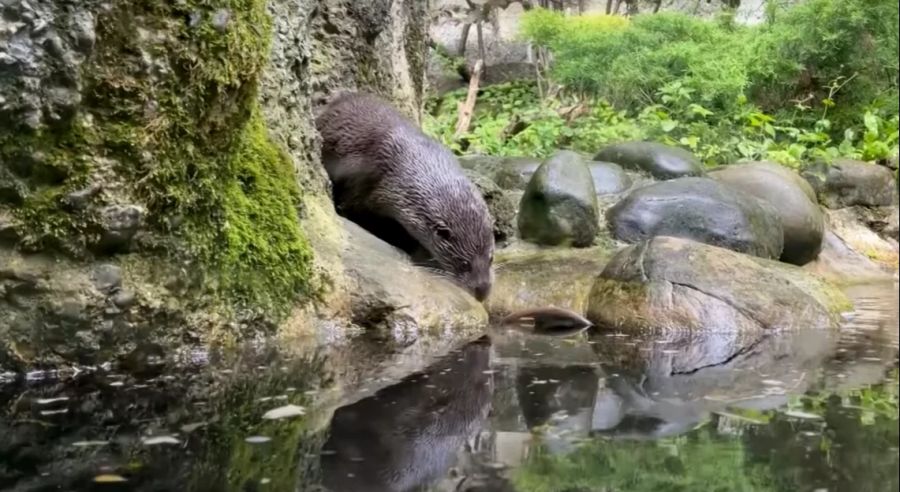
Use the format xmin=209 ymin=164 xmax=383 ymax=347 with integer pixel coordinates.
xmin=606 ymin=177 xmax=784 ymax=259
xmin=594 ymin=141 xmax=704 ymax=179
xmin=589 ymin=161 xmax=633 ymax=195
xmin=710 ymin=161 xmax=824 ymax=265
xmin=803 ymin=159 xmax=899 ymax=209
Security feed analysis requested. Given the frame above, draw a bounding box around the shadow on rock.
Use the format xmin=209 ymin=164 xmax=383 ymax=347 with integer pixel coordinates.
xmin=320 ymin=336 xmax=494 ymax=492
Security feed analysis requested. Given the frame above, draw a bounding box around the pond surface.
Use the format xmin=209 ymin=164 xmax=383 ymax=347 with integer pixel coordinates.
xmin=1 ymin=282 xmax=897 ymax=492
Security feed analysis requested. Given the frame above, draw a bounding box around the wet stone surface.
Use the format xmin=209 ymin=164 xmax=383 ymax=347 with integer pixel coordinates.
xmin=0 ymin=282 xmax=898 ymax=492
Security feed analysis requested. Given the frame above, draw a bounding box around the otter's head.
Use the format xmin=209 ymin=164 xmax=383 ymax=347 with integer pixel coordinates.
xmin=409 ymin=178 xmax=495 ymax=301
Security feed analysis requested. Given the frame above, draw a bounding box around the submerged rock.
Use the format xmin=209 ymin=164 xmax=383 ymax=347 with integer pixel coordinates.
xmin=803 ymin=159 xmax=899 ymax=209
xmin=594 ymin=141 xmax=703 ymax=179
xmin=517 ymin=151 xmax=599 ymax=247
xmin=606 ymin=177 xmax=784 ymax=259
xmin=710 ymin=161 xmax=824 ymax=265
xmin=586 ymin=236 xmax=850 ymax=333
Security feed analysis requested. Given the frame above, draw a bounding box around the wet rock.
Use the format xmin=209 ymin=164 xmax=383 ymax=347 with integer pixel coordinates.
xmin=91 ymin=263 xmax=122 ymax=294
xmin=594 ymin=141 xmax=704 ymax=179
xmin=586 ymin=236 xmax=850 ymax=332
xmin=97 ymin=204 xmax=143 ymax=252
xmin=607 ymin=177 xmax=784 ymax=259
xmin=802 ymin=159 xmax=899 ymax=209
xmin=463 ymin=169 xmax=517 ymax=245
xmin=339 ymin=219 xmax=488 ymax=332
xmin=589 ymin=161 xmax=633 ymax=196
xmin=485 ymin=243 xmax=615 ymax=318
xmin=710 ymin=161 xmax=824 ymax=265
xmin=0 ymin=212 xmax=20 ymax=244
xmin=518 ymin=151 xmax=599 ymax=247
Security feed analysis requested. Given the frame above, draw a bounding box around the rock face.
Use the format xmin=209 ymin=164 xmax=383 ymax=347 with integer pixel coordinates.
xmin=803 ymin=159 xmax=900 ymax=209
xmin=594 ymin=141 xmax=704 ymax=179
xmin=518 ymin=151 xmax=600 ymax=247
xmin=1 ymin=0 xmax=432 ymax=370
xmin=606 ymin=177 xmax=784 ymax=259
xmin=710 ymin=161 xmax=824 ymax=265
xmin=586 ymin=236 xmax=850 ymax=333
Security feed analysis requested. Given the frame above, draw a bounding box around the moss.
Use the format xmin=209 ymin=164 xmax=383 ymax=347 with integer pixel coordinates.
xmin=2 ymin=0 xmax=315 ymax=318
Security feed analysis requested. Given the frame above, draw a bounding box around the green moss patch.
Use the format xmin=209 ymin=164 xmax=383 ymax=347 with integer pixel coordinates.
xmin=2 ymin=0 xmax=315 ymax=317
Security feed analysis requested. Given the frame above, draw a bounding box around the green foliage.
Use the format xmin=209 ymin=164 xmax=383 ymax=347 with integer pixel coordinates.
xmin=519 ymin=0 xmax=898 ymax=129
xmin=424 ymin=81 xmax=899 ymax=168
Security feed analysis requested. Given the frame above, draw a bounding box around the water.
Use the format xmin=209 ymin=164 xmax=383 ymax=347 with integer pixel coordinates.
xmin=1 ymin=283 xmax=897 ymax=492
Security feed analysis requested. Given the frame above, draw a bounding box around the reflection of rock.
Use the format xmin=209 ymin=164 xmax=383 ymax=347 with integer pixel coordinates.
xmin=516 ymin=365 xmax=599 ymax=430
xmin=594 ymin=141 xmax=704 ymax=179
xmin=588 ymin=328 xmax=841 ymax=439
xmin=607 ymin=177 xmax=784 ymax=259
xmin=710 ymin=161 xmax=824 ymax=265
xmin=486 ymin=244 xmax=614 ymax=318
xmin=321 ymin=337 xmax=493 ymax=492
xmin=586 ymin=236 xmax=851 ymax=333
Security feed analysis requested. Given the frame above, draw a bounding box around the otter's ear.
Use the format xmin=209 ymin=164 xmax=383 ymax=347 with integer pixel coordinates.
xmin=432 ymin=221 xmax=453 ymax=240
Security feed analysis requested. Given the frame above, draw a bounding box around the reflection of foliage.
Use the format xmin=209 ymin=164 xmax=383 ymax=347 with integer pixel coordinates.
xmin=744 ymin=370 xmax=900 ymax=492
xmin=510 ymin=371 xmax=899 ymax=492
xmin=511 ymin=427 xmax=778 ymax=492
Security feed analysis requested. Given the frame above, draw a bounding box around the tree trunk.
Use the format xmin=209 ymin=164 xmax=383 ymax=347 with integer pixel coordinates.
xmin=458 ymin=23 xmax=472 ymax=57
xmin=476 ymin=20 xmax=487 ymax=78
xmin=605 ymin=0 xmax=614 ymax=13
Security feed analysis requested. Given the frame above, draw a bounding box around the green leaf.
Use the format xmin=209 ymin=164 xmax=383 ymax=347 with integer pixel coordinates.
xmin=660 ymin=120 xmax=678 ymax=132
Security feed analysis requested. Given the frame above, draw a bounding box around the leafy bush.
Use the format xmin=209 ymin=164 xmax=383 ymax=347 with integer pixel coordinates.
xmin=520 ymin=0 xmax=899 ymax=128
xmin=424 ymin=81 xmax=899 ymax=168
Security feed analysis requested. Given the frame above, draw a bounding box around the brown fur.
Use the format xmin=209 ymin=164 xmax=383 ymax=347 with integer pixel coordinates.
xmin=316 ymin=92 xmax=495 ymax=300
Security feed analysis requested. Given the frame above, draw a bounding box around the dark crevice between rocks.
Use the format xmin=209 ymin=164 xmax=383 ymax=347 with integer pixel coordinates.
xmin=669 ymin=333 xmax=771 ymax=376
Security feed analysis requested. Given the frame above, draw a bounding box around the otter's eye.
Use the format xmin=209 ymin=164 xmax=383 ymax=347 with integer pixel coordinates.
xmin=434 ymin=223 xmax=453 ymax=240
xmin=461 ymin=260 xmax=471 ymax=272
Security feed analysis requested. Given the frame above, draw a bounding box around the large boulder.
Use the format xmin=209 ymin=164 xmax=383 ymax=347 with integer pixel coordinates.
xmin=606 ymin=177 xmax=784 ymax=259
xmin=589 ymin=161 xmax=633 ymax=195
xmin=594 ymin=141 xmax=704 ymax=179
xmin=586 ymin=236 xmax=851 ymax=333
xmin=518 ymin=151 xmax=599 ymax=247
xmin=710 ymin=161 xmax=824 ymax=265
xmin=802 ymin=159 xmax=899 ymax=209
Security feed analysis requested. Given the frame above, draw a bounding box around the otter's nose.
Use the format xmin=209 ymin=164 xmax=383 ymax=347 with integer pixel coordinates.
xmin=473 ymin=283 xmax=491 ymax=302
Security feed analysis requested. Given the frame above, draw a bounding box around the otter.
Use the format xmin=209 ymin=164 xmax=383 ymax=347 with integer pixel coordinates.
xmin=315 ymin=92 xmax=495 ymax=301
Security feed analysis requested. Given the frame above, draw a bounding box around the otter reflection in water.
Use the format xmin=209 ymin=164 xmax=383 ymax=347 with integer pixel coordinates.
xmin=320 ymin=336 xmax=493 ymax=492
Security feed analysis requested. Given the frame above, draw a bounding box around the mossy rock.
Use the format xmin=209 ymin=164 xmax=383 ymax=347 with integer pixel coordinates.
xmin=586 ymin=236 xmax=852 ymax=333
xmin=518 ymin=151 xmax=599 ymax=247
xmin=594 ymin=141 xmax=704 ymax=179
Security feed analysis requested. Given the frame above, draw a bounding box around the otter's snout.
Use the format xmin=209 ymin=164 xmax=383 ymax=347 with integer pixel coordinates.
xmin=473 ymin=282 xmax=491 ymax=302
